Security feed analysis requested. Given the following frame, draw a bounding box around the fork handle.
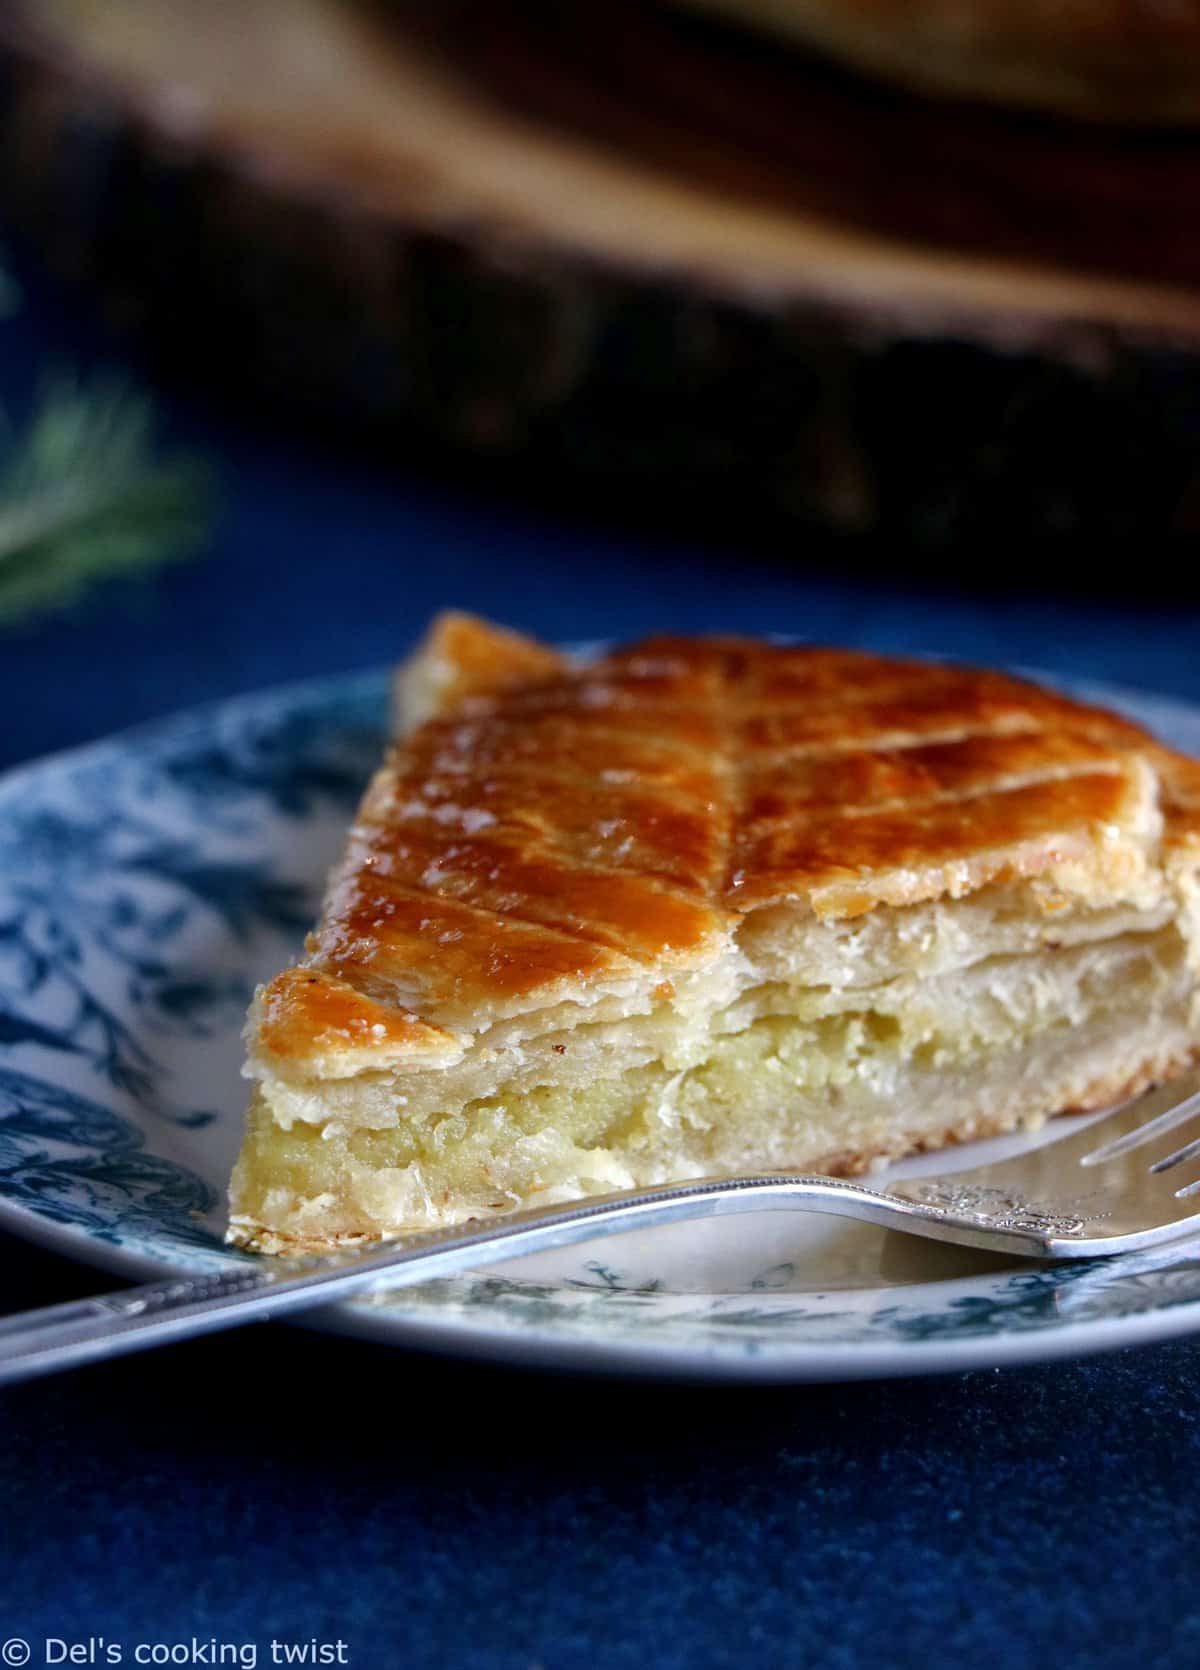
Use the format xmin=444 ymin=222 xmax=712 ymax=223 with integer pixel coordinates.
xmin=0 ymin=1168 xmax=1051 ymax=1386
xmin=1 ymin=1174 xmax=921 ymax=1385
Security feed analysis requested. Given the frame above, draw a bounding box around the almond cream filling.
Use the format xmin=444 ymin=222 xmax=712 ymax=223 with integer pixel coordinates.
xmin=231 ymin=919 xmax=1194 ymax=1246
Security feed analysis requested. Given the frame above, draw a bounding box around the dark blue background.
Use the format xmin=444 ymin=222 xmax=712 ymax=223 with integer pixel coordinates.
xmin=3 ymin=259 xmax=1200 ymax=1670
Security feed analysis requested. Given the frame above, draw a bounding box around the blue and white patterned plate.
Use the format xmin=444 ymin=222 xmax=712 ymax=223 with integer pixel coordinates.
xmin=7 ymin=666 xmax=1200 ymax=1381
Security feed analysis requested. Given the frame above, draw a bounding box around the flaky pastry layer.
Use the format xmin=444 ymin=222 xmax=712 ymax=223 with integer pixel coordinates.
xmin=229 ymin=615 xmax=1200 ymax=1250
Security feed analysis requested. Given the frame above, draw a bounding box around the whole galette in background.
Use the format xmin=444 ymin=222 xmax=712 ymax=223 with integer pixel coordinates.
xmin=671 ymin=0 xmax=1200 ymax=123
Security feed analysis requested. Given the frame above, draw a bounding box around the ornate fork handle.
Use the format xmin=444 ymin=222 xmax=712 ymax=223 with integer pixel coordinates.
xmin=1 ymin=1172 xmax=1026 ymax=1386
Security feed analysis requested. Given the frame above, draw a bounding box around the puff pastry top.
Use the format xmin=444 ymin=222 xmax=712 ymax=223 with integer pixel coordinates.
xmin=250 ymin=614 xmax=1200 ymax=1071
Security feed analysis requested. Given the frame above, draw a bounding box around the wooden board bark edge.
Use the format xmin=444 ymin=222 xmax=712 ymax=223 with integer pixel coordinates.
xmin=2 ymin=1 xmax=1200 ymax=542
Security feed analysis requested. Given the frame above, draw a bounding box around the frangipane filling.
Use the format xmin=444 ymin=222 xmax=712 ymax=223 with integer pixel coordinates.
xmin=232 ymin=886 xmax=1196 ymax=1245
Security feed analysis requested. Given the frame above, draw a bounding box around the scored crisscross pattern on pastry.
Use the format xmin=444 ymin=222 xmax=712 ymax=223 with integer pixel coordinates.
xmin=255 ymin=628 xmax=1200 ymax=1057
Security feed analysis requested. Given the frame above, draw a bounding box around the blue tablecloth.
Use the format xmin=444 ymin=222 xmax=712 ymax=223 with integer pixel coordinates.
xmin=3 ymin=265 xmax=1200 ymax=1670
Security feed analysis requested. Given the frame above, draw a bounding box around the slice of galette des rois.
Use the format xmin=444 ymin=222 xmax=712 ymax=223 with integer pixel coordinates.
xmin=228 ymin=614 xmax=1200 ymax=1251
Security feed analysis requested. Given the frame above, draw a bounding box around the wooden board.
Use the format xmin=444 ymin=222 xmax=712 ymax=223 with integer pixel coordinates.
xmin=3 ymin=0 xmax=1200 ymax=541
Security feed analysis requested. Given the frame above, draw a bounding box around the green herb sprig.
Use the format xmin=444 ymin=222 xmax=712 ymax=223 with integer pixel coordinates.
xmin=0 ymin=377 xmax=212 ymax=627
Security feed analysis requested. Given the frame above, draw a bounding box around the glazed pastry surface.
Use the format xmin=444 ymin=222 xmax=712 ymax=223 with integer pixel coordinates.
xmin=230 ymin=615 xmax=1200 ymax=1249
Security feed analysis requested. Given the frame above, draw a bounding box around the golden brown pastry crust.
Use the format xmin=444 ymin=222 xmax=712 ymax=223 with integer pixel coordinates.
xmin=391 ymin=610 xmax=566 ymax=732
xmin=249 ymin=615 xmax=1200 ymax=1075
xmin=252 ymin=967 xmax=462 ymax=1077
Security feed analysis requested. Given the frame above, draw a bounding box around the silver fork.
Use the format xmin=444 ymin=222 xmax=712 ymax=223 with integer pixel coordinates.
xmin=5 ymin=1069 xmax=1200 ymax=1386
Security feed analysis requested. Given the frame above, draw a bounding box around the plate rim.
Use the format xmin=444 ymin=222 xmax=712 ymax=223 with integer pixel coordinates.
xmin=10 ymin=1186 xmax=1200 ymax=1382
